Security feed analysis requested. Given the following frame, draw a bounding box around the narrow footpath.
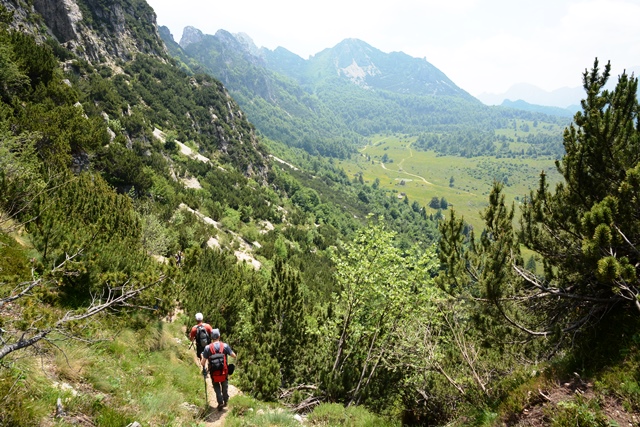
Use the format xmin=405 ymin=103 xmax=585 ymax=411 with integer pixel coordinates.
xmin=175 ymin=313 xmax=242 ymax=427
xmin=193 ymin=353 xmax=242 ymax=427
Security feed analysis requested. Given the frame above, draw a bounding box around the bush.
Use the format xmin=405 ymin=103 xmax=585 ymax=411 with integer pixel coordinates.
xmin=546 ymin=397 xmax=611 ymax=427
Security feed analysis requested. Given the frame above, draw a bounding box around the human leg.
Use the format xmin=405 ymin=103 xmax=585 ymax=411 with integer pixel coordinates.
xmin=221 ymin=379 xmax=229 ymax=403
xmin=212 ymin=380 xmax=224 ymax=407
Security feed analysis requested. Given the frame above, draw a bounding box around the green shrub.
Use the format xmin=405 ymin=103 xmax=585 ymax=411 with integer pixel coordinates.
xmin=546 ymin=397 xmax=612 ymax=427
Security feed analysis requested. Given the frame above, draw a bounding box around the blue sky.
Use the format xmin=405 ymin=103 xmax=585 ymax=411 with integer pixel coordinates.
xmin=145 ymin=0 xmax=640 ymax=97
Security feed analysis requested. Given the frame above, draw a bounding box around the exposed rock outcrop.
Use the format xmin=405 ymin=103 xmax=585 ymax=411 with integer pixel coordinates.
xmin=33 ymin=0 xmax=80 ymax=43
xmin=3 ymin=0 xmax=167 ymax=66
xmin=179 ymin=26 xmax=204 ymax=49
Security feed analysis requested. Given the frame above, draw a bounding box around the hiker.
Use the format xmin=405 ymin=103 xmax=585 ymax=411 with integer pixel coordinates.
xmin=201 ymin=328 xmax=236 ymax=411
xmin=189 ymin=313 xmax=213 ymax=359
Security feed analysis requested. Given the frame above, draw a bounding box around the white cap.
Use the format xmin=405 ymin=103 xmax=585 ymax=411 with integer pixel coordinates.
xmin=195 ymin=313 xmax=203 ymax=321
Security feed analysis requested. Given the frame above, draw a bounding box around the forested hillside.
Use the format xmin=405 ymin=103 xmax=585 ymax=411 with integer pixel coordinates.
xmin=160 ymin=26 xmax=363 ymax=159
xmin=161 ymin=27 xmax=568 ymax=159
xmin=1 ymin=1 xmax=640 ymax=426
xmin=0 ymin=0 xmax=435 ymax=424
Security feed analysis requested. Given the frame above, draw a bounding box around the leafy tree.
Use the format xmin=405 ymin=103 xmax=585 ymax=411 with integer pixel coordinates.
xmin=323 ymin=218 xmax=439 ymax=406
xmin=237 ymin=259 xmax=307 ymax=399
xmin=525 ymin=255 xmax=537 ymax=272
xmin=0 ymin=132 xmax=46 ymax=232
xmin=291 ymin=187 xmax=320 ymax=212
xmin=140 ymin=212 xmax=174 ymax=256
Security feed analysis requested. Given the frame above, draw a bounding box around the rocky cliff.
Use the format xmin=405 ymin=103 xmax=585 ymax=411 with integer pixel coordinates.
xmin=2 ymin=0 xmax=166 ymax=65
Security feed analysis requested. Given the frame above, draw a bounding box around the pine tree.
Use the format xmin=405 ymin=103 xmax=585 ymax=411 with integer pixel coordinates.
xmin=517 ymin=60 xmax=640 ymax=337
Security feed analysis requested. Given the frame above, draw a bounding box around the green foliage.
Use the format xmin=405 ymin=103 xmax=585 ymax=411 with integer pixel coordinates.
xmin=9 ymin=31 xmax=57 ymax=89
xmin=323 ymin=219 xmax=439 ymax=405
xmin=308 ymin=403 xmax=398 ymax=427
xmin=95 ymin=142 xmax=153 ymax=194
xmin=181 ymin=246 xmax=257 ymax=333
xmin=28 ymin=172 xmax=140 ymax=267
xmin=0 ymin=232 xmax=30 ymax=281
xmin=546 ymin=397 xmax=613 ymax=427
xmin=0 ymin=131 xmax=44 ymax=230
xmin=236 ymin=259 xmax=307 ymax=398
xmin=516 ymin=60 xmax=640 ymax=346
xmin=140 ymin=212 xmax=176 ymax=256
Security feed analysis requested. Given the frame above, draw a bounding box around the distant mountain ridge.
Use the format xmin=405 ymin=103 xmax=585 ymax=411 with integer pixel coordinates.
xmin=479 ymin=66 xmax=640 ymax=108
xmin=500 ymin=99 xmax=578 ymax=118
xmin=163 ymin=27 xmax=546 ymax=157
xmin=478 ymin=83 xmax=584 ymax=109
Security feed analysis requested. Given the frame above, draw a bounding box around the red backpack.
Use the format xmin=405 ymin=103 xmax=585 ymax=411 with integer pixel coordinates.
xmin=207 ymin=342 xmax=228 ymax=382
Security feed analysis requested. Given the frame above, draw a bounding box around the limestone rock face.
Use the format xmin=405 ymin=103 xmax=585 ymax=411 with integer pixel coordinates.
xmin=33 ymin=0 xmax=80 ymax=43
xmin=179 ymin=26 xmax=204 ymax=49
xmin=6 ymin=0 xmax=167 ymax=65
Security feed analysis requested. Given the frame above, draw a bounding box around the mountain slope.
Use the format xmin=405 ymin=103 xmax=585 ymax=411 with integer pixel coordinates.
xmin=163 ymin=27 xmax=564 ymax=158
xmin=161 ymin=26 xmax=360 ymax=158
xmin=294 ymin=38 xmax=475 ymax=99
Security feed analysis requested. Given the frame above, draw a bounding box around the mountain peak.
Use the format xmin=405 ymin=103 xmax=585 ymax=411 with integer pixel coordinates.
xmin=233 ymin=32 xmax=261 ymax=57
xmin=308 ymin=38 xmax=472 ymax=98
xmin=179 ymin=26 xmax=204 ymax=48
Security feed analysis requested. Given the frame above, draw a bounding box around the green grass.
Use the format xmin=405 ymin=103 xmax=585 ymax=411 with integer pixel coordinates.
xmin=308 ymin=403 xmax=399 ymax=427
xmin=340 ymin=133 xmax=563 ymax=232
xmin=0 ymin=315 xmax=205 ymax=426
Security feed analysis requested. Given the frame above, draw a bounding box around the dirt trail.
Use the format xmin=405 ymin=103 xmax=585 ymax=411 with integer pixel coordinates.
xmin=380 ymin=161 xmax=435 ymax=186
xmin=176 ymin=313 xmax=242 ymax=427
xmin=193 ymin=354 xmax=242 ymax=427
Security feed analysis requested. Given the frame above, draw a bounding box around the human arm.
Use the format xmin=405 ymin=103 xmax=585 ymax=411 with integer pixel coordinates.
xmin=224 ymin=343 xmax=236 ymax=358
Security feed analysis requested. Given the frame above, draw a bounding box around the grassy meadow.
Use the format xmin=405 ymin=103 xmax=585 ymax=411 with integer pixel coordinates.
xmin=339 ymin=129 xmax=564 ymax=233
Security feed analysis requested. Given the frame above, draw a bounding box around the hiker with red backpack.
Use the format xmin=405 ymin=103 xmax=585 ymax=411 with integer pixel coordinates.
xmin=200 ymin=328 xmax=236 ymax=411
xmin=189 ymin=313 xmax=213 ymax=359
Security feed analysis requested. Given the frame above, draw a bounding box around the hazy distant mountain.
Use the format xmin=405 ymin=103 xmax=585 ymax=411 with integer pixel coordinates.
xmin=160 ymin=28 xmax=483 ymax=147
xmin=478 ymin=83 xmax=584 ymax=108
xmin=501 ymin=99 xmax=578 ymax=118
xmin=479 ymin=66 xmax=640 ymax=109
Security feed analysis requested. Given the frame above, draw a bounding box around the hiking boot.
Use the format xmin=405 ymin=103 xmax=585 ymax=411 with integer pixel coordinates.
xmin=217 ymin=403 xmax=225 ymax=411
